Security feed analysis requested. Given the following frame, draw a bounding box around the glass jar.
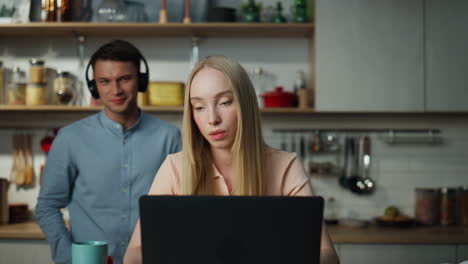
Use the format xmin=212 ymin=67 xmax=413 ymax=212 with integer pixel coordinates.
xmin=440 ymin=187 xmax=456 ymax=226
xmin=29 ymin=59 xmax=46 ymax=83
xmin=95 ymin=0 xmax=128 ymax=22
xmin=459 ymin=186 xmax=468 ymax=226
xmin=53 ymin=71 xmax=74 ymax=105
xmin=26 ymin=83 xmax=48 ymax=105
xmin=415 ymin=188 xmax=440 ymax=225
xmin=7 ymin=67 xmax=27 ymax=105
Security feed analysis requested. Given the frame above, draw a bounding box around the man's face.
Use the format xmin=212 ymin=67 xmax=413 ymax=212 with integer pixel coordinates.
xmin=93 ymin=59 xmax=139 ymax=117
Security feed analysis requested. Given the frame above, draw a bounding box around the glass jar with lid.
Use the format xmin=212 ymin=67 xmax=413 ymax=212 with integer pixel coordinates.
xmin=459 ymin=186 xmax=468 ymax=226
xmin=26 ymin=82 xmax=48 ymax=105
xmin=415 ymin=188 xmax=440 ymax=225
xmin=30 ymin=59 xmax=46 ymax=83
xmin=53 ymin=71 xmax=74 ymax=105
xmin=7 ymin=67 xmax=27 ymax=105
xmin=440 ymin=187 xmax=456 ymax=226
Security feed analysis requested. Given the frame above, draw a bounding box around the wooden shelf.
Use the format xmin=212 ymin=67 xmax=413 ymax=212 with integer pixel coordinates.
xmin=0 ymin=105 xmax=318 ymax=114
xmin=1 ymin=105 xmax=468 ymax=115
xmin=0 ymin=22 xmax=314 ymax=38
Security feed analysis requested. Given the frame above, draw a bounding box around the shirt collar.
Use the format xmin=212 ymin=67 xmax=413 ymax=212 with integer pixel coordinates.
xmin=98 ymin=109 xmax=144 ymax=135
xmin=212 ymin=164 xmax=223 ymax=179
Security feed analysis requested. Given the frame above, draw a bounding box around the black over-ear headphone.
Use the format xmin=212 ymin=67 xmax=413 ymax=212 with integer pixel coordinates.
xmin=85 ymin=55 xmax=149 ymax=99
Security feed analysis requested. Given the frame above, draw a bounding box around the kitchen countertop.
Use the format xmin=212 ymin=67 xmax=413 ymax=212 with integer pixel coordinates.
xmin=1 ymin=222 xmax=468 ymax=244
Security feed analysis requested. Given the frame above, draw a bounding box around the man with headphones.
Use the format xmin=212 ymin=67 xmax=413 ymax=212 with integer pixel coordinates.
xmin=36 ymin=40 xmax=181 ymax=264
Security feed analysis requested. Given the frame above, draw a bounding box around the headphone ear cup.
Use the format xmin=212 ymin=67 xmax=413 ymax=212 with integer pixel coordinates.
xmin=87 ymin=80 xmax=100 ymax=99
xmin=138 ymin=73 xmax=149 ymax=92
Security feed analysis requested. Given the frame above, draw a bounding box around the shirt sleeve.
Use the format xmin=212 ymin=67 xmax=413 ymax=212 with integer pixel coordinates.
xmin=281 ymin=153 xmax=313 ymax=196
xmin=35 ymin=131 xmax=77 ymax=264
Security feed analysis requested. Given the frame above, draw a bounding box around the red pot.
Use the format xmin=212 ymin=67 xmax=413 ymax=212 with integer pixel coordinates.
xmin=261 ymin=86 xmax=297 ymax=107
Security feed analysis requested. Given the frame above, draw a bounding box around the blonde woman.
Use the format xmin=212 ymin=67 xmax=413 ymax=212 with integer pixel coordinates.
xmin=124 ymin=56 xmax=339 ymax=264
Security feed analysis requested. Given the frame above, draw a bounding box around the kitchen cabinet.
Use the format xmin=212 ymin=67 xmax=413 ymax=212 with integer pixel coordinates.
xmin=458 ymin=245 xmax=468 ymax=263
xmin=425 ymin=0 xmax=468 ymax=111
xmin=337 ymin=244 xmax=457 ymax=264
xmin=0 ymin=240 xmax=52 ymax=264
xmin=315 ymin=0 xmax=424 ymax=111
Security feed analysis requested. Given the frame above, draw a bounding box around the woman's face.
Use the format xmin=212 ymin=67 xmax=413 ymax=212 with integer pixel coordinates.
xmin=190 ymin=67 xmax=238 ymax=150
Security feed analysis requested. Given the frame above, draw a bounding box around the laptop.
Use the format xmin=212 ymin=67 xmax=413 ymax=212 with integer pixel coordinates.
xmin=139 ymin=195 xmax=324 ymax=264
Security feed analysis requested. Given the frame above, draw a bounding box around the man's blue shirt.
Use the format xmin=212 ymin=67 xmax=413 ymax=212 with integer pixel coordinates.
xmin=36 ymin=110 xmax=181 ymax=264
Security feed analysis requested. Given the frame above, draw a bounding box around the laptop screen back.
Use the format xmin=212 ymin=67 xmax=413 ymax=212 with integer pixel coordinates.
xmin=139 ymin=195 xmax=324 ymax=264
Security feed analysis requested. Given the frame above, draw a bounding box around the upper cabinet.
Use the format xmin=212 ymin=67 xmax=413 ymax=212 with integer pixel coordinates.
xmin=425 ymin=0 xmax=468 ymax=111
xmin=315 ymin=0 xmax=424 ymax=111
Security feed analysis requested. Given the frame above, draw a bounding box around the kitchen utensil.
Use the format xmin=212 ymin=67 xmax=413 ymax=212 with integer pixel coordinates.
xmin=348 ymin=137 xmax=365 ymax=194
xmin=338 ymin=137 xmax=352 ymax=189
xmin=9 ymin=134 xmax=18 ymax=183
xmin=299 ymin=134 xmax=305 ymax=161
xmin=311 ymin=131 xmax=321 ymax=153
xmin=261 ymin=86 xmax=296 ymax=108
xmin=280 ymin=133 xmax=287 ymax=151
xmin=358 ymin=135 xmax=375 ymax=194
xmin=15 ymin=134 xmax=26 ymax=185
xmin=24 ymin=134 xmax=34 ymax=185
xmin=183 ymin=0 xmax=191 ymax=23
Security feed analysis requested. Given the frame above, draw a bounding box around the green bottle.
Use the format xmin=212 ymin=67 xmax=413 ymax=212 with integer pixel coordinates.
xmin=293 ymin=0 xmax=309 ymax=23
xmin=271 ymin=2 xmax=287 ymax=23
xmin=242 ymin=0 xmax=260 ymax=22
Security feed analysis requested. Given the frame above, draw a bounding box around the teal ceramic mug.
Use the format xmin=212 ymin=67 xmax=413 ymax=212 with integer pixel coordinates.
xmin=72 ymin=241 xmax=108 ymax=264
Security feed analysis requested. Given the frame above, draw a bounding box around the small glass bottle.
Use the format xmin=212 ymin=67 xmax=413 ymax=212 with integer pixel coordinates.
xmin=440 ymin=187 xmax=456 ymax=226
xmin=29 ymin=59 xmax=46 ymax=83
xmin=271 ymin=2 xmax=287 ymax=23
xmin=415 ymin=188 xmax=440 ymax=225
xmin=45 ymin=0 xmax=57 ymax=22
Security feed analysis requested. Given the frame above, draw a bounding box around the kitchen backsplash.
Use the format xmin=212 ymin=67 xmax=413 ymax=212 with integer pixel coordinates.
xmin=1 ymin=114 xmax=467 ymax=220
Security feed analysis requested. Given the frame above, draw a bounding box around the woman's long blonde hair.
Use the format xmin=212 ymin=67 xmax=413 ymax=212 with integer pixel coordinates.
xmin=181 ymin=55 xmax=265 ymax=195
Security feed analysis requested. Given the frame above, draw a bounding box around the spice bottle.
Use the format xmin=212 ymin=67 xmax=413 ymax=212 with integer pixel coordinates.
xmin=459 ymin=186 xmax=468 ymax=226
xmin=29 ymin=59 xmax=46 ymax=83
xmin=440 ymin=187 xmax=456 ymax=226
xmin=415 ymin=188 xmax=440 ymax=225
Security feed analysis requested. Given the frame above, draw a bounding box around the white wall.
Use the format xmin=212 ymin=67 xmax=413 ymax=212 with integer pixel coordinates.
xmin=1 ymin=36 xmax=467 ymax=221
xmin=1 ymin=113 xmax=468 ymax=221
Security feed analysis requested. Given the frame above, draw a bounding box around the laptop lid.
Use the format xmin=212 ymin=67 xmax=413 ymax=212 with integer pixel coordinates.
xmin=139 ymin=195 xmax=324 ymax=264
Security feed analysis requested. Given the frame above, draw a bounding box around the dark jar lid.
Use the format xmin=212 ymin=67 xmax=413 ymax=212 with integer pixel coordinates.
xmin=29 ymin=59 xmax=45 ymax=66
